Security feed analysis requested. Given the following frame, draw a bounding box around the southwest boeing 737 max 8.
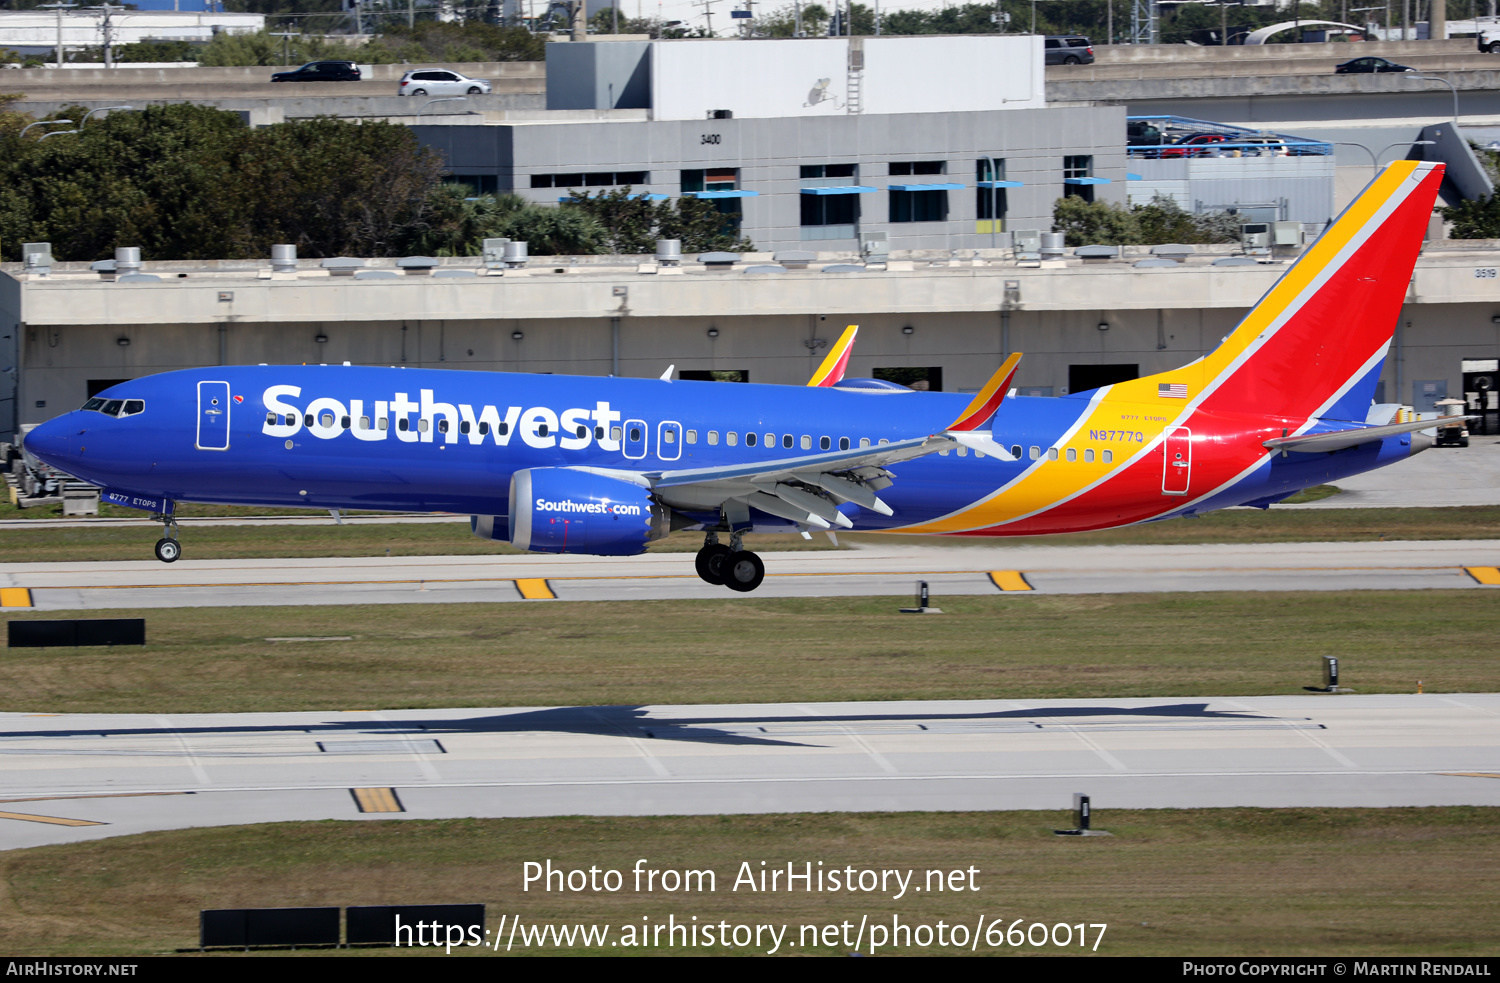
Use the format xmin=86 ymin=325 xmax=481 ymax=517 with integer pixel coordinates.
xmin=22 ymin=160 xmax=1453 ymax=592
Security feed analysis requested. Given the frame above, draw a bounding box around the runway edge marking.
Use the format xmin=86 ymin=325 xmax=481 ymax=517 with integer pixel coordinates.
xmin=513 ymin=578 xmax=558 ymax=600
xmin=0 ymin=809 xmax=105 ymax=827
xmin=350 ymin=788 xmax=405 ymax=813
xmin=988 ymin=571 xmax=1034 ymax=592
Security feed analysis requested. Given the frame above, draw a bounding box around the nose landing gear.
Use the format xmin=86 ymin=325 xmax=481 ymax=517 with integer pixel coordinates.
xmin=152 ymin=514 xmax=180 ymax=563
xmin=694 ymin=530 xmax=764 ymax=592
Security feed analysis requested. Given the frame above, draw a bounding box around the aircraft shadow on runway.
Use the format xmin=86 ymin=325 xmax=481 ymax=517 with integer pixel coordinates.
xmin=0 ymin=702 xmax=1288 ymax=750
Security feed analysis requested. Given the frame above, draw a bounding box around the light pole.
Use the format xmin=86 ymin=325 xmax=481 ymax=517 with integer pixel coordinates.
xmin=417 ymin=96 xmax=467 ymax=119
xmin=1333 ymin=139 xmax=1434 ymax=180
xmin=39 ymin=2 xmax=76 ymax=68
xmin=1410 ymin=74 xmax=1459 ymax=126
xmin=21 ymin=118 xmax=73 ymax=138
xmin=269 ymin=31 xmax=300 ymax=66
xmin=82 ymin=104 xmax=131 ymax=124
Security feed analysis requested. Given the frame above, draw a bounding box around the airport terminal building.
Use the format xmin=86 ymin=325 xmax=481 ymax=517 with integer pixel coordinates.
xmin=418 ymin=36 xmax=1131 ymax=253
xmin=4 ymin=239 xmax=1498 ymax=443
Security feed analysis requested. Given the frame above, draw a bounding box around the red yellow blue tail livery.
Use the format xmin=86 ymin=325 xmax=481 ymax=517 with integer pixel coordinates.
xmin=23 ymin=161 xmax=1450 ymax=591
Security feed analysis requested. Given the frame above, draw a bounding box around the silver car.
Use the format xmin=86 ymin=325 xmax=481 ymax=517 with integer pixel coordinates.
xmin=398 ymin=69 xmax=492 ymax=96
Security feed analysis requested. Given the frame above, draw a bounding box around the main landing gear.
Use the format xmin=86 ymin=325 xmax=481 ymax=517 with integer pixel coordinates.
xmin=153 ymin=514 xmax=181 ymax=563
xmin=694 ymin=531 xmax=765 ymax=592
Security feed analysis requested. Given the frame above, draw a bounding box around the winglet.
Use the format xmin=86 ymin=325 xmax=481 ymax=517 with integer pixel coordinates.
xmin=807 ymin=324 xmax=858 ymax=387
xmin=946 ymin=353 xmax=1022 ymax=432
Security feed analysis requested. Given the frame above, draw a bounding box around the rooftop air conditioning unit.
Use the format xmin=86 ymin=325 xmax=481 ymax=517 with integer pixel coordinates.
xmin=1272 ymin=221 xmax=1301 ymax=247
xmin=1240 ymin=223 xmax=1271 ymax=249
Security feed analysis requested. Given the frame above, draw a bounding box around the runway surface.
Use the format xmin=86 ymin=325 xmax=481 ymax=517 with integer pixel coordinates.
xmin=1 ymin=694 xmax=1497 ymax=850
xmin=1 ymin=540 xmax=1498 ymax=609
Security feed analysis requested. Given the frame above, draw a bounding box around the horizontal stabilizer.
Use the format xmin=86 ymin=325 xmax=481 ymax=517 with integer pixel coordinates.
xmin=1262 ymin=417 xmax=1471 ymax=454
xmin=946 ymin=353 xmax=1022 ymax=432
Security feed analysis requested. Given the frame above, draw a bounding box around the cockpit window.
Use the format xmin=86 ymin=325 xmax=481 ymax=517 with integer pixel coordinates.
xmin=81 ymin=397 xmax=144 ymax=417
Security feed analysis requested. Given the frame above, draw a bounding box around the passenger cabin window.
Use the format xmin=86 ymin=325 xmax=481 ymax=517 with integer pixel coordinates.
xmin=611 ymin=426 xmax=623 ymax=440
xmin=687 ymin=430 xmax=698 ymax=444
xmin=746 ymin=432 xmax=757 ymax=446
xmin=727 ymin=432 xmax=738 ymax=446
xmin=1029 ymin=446 xmax=1040 ymax=459
xmin=708 ymin=431 xmax=720 ymax=445
xmin=1011 ymin=444 xmax=1022 ymax=458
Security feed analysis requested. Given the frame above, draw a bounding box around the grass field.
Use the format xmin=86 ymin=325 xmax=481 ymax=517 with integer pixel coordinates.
xmin=2 ymin=809 xmax=1496 ymax=956
xmin=2 ymin=591 xmax=1495 ymax=714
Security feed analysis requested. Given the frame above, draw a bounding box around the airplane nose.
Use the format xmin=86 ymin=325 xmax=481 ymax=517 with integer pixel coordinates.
xmin=21 ymin=414 xmax=82 ymax=472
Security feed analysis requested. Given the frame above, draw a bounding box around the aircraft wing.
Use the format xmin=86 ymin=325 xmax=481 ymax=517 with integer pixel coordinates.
xmin=1262 ymin=417 xmax=1471 ymax=454
xmin=641 ymin=355 xmax=1025 ymax=529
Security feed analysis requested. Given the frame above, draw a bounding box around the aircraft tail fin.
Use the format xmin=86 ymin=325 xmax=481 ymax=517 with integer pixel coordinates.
xmin=808 ymin=325 xmax=858 ymax=387
xmin=1131 ymin=160 xmax=1444 ymax=422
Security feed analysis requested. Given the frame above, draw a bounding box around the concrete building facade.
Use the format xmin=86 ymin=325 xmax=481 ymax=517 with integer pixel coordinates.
xmin=419 ymin=35 xmax=1120 ymax=253
xmin=7 ymin=242 xmax=1500 ymax=442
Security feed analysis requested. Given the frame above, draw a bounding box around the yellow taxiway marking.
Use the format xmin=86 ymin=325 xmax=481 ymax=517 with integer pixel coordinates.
xmin=1442 ymin=772 xmax=1500 ymax=780
xmin=0 ymin=810 xmax=105 ymax=827
xmin=351 ymin=787 xmax=405 ymax=814
xmin=514 ymin=578 xmax=558 ymax=600
xmin=0 ymin=587 xmax=33 ymax=607
xmin=988 ymin=571 xmax=1034 ymax=592
xmin=1464 ymin=567 xmax=1500 ymax=586
xmin=0 ymin=792 xmax=189 ymax=805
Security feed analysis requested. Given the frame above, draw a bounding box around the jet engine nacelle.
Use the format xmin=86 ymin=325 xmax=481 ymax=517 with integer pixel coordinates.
xmin=506 ymin=467 xmax=667 ymax=555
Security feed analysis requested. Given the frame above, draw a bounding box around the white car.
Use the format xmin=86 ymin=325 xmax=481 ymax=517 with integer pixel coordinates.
xmin=398 ymin=69 xmax=492 ymax=96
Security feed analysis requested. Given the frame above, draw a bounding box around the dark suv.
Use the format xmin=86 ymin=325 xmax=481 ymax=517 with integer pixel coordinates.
xmin=271 ymin=61 xmax=362 ymax=83
xmin=1045 ymin=36 xmax=1094 ymax=65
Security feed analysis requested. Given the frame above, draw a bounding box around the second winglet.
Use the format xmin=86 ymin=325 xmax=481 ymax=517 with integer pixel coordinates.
xmin=946 ymin=353 xmax=1023 ymax=432
xmin=807 ymin=324 xmax=859 ymax=387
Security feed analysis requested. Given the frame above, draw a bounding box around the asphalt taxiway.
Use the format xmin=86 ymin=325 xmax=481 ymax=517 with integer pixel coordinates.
xmin=1 ymin=540 xmax=1497 ymax=609
xmin=1 ymin=694 xmax=1496 ymax=850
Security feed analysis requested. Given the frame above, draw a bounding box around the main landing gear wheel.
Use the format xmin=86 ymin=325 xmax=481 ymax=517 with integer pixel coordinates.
xmin=154 ymin=538 xmax=181 ymax=563
xmin=722 ymin=550 xmax=765 ymax=593
xmin=695 ymin=543 xmax=732 ymax=584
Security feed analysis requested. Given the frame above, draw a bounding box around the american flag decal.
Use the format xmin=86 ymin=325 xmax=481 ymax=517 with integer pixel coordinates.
xmin=1159 ymin=383 xmax=1188 ymax=398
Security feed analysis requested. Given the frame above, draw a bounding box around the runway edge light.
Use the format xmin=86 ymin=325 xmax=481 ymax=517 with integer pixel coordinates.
xmin=1055 ymin=793 xmax=1112 ymax=837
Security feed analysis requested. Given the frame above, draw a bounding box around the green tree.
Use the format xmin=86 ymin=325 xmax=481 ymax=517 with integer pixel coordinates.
xmin=564 ymin=188 xmax=754 ymax=253
xmin=197 ymin=29 xmax=365 ymax=67
xmin=0 ymin=104 xmax=453 ymax=260
xmin=411 ymin=187 xmax=609 ymax=256
xmin=1052 ymin=193 xmax=1240 ymax=246
xmin=1052 ymin=195 xmax=1139 ymax=246
xmin=1440 ymin=195 xmax=1500 ymax=239
xmin=757 ymin=3 xmax=828 ymax=37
